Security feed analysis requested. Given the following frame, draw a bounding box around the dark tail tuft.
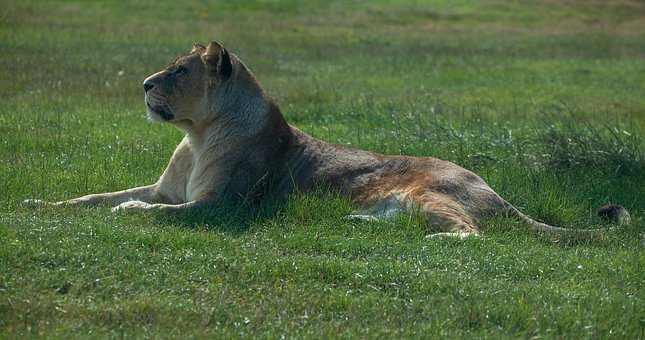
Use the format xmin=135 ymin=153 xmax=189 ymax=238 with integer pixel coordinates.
xmin=597 ymin=204 xmax=631 ymax=225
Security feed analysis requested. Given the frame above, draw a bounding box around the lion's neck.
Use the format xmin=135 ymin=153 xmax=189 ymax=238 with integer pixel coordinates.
xmin=184 ymin=70 xmax=271 ymax=151
xmin=184 ymin=93 xmax=282 ymax=161
xmin=211 ymin=82 xmax=269 ymax=132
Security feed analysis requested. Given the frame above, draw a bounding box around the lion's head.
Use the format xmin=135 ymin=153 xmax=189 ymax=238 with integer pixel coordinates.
xmin=142 ymin=41 xmax=242 ymax=125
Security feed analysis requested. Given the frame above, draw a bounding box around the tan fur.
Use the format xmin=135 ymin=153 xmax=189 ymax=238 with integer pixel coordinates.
xmin=24 ymin=41 xmax=627 ymax=237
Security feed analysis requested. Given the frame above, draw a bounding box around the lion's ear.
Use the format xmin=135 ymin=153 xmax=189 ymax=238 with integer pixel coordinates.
xmin=202 ymin=41 xmax=233 ymax=80
xmin=191 ymin=43 xmax=206 ymax=54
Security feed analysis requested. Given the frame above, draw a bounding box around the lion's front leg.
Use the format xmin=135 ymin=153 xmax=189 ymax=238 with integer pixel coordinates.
xmin=111 ymin=159 xmax=232 ymax=214
xmin=25 ymin=136 xmax=195 ymax=210
xmin=111 ymin=197 xmax=212 ymax=213
xmin=112 ymin=144 xmax=238 ymax=214
xmin=24 ymin=184 xmax=162 ymax=208
xmin=110 ymin=199 xmax=157 ymax=212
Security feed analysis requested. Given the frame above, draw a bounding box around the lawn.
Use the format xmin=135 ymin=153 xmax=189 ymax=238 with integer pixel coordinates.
xmin=1 ymin=0 xmax=644 ymax=338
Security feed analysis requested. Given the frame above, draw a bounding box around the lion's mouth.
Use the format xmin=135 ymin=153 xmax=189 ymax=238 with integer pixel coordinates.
xmin=146 ymin=101 xmax=175 ymax=121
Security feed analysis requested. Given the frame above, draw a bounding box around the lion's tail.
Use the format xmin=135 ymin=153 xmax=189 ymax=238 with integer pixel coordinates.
xmin=501 ymin=200 xmax=629 ymax=234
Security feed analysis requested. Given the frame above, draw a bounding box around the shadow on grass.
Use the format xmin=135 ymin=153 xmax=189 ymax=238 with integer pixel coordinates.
xmin=148 ymin=187 xmax=354 ymax=235
xmin=149 ymin=198 xmax=286 ymax=235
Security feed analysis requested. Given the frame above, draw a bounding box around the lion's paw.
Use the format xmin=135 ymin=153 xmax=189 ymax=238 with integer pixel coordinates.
xmin=344 ymin=214 xmax=380 ymax=222
xmin=22 ymin=199 xmax=56 ymax=207
xmin=426 ymin=232 xmax=479 ymax=240
xmin=111 ymin=200 xmax=154 ymax=213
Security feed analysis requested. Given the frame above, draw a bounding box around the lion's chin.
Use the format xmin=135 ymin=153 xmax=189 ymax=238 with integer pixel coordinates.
xmin=146 ymin=103 xmax=174 ymax=122
xmin=147 ymin=110 xmax=168 ymax=122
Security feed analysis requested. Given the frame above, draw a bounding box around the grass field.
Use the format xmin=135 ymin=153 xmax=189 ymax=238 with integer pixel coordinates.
xmin=1 ymin=0 xmax=644 ymax=338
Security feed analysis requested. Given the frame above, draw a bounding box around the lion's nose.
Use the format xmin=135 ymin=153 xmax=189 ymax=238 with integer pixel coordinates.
xmin=143 ymin=82 xmax=154 ymax=93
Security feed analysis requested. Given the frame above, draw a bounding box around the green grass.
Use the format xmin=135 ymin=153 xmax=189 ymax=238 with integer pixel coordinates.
xmin=1 ymin=0 xmax=644 ymax=338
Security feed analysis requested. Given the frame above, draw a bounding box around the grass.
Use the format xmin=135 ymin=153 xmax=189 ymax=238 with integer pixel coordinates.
xmin=1 ymin=0 xmax=644 ymax=338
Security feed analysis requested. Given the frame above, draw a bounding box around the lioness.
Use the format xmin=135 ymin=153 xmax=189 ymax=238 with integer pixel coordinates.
xmin=25 ymin=41 xmax=628 ymax=238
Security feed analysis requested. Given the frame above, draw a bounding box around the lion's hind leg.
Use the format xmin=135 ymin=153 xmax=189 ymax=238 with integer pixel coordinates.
xmin=411 ymin=191 xmax=481 ymax=239
xmin=345 ymin=194 xmax=403 ymax=222
xmin=347 ymin=191 xmax=480 ymax=239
